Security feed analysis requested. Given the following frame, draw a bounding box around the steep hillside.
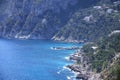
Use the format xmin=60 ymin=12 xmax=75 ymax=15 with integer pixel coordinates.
xmin=0 ymin=0 xmax=98 ymax=39
xmin=0 ymin=0 xmax=119 ymax=42
xmin=53 ymin=0 xmax=120 ymax=42
xmin=81 ymin=31 xmax=120 ymax=80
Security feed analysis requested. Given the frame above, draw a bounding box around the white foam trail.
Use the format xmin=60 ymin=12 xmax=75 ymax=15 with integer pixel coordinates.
xmin=64 ymin=56 xmax=70 ymax=60
xmin=57 ymin=66 xmax=67 ymax=74
xmin=63 ymin=66 xmax=67 ymax=69
xmin=57 ymin=71 xmax=60 ymax=74
xmin=67 ymin=76 xmax=71 ymax=80
xmin=58 ymin=65 xmax=77 ymax=79
xmin=66 ymin=76 xmax=76 ymax=80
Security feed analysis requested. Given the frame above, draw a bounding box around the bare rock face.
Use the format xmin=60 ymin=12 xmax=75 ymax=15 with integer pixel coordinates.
xmin=0 ymin=0 xmax=98 ymax=39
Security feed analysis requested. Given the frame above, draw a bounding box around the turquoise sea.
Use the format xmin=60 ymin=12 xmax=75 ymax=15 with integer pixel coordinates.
xmin=0 ymin=39 xmax=82 ymax=80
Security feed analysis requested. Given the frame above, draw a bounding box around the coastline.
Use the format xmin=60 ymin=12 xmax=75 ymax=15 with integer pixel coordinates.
xmin=65 ymin=50 xmax=102 ymax=80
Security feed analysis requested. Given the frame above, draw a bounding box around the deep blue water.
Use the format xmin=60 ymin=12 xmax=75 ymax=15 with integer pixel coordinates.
xmin=0 ymin=39 xmax=82 ymax=80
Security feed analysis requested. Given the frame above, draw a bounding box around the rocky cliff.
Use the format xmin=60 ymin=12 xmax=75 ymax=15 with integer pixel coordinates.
xmin=53 ymin=0 xmax=120 ymax=42
xmin=0 ymin=0 xmax=98 ymax=39
xmin=0 ymin=0 xmax=119 ymax=42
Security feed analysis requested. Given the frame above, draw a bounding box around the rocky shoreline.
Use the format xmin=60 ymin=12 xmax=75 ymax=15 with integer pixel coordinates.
xmin=51 ymin=46 xmax=80 ymax=50
xmin=66 ymin=52 xmax=102 ymax=80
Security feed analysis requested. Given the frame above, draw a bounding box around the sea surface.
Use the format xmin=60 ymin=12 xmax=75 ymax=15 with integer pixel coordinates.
xmin=0 ymin=39 xmax=82 ymax=80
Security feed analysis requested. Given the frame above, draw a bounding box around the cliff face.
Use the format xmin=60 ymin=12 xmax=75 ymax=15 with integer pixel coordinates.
xmin=53 ymin=0 xmax=120 ymax=42
xmin=0 ymin=0 xmax=98 ymax=39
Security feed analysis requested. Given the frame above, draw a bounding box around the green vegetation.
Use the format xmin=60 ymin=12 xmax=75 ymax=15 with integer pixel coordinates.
xmin=54 ymin=0 xmax=120 ymax=42
xmin=78 ymin=1 xmax=120 ymax=79
xmin=105 ymin=64 xmax=120 ymax=80
xmin=82 ymin=33 xmax=120 ymax=79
